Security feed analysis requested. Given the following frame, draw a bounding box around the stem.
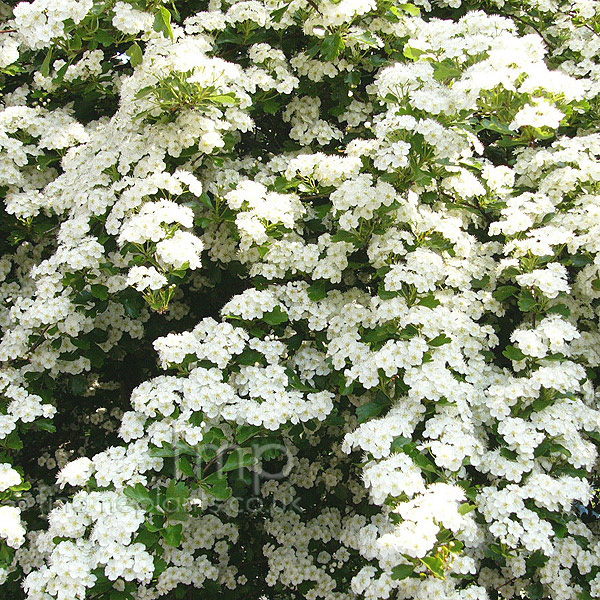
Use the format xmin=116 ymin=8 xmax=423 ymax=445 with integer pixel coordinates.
xmin=202 ymin=444 xmax=238 ymax=475
xmin=509 ymin=13 xmax=554 ymax=49
xmin=26 ymin=324 xmax=53 ymax=356
xmin=306 ymin=0 xmax=322 ymax=15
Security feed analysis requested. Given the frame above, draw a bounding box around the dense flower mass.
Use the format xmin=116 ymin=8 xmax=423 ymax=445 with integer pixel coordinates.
xmin=1 ymin=0 xmax=600 ymax=599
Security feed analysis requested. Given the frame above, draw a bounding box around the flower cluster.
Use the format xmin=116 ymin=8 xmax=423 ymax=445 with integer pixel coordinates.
xmin=1 ymin=0 xmax=600 ymax=599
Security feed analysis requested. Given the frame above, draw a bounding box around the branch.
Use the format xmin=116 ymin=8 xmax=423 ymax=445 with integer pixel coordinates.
xmin=202 ymin=444 xmax=239 ymax=475
xmin=306 ymin=0 xmax=322 ymax=15
xmin=509 ymin=13 xmax=554 ymax=49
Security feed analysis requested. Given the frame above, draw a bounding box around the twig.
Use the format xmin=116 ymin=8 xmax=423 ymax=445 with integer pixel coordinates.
xmin=566 ymin=12 xmax=600 ymax=37
xmin=25 ymin=324 xmax=52 ymax=356
xmin=509 ymin=13 xmax=554 ymax=49
xmin=202 ymin=444 xmax=239 ymax=474
xmin=306 ymin=0 xmax=322 ymax=15
xmin=201 ymin=431 xmax=262 ymax=474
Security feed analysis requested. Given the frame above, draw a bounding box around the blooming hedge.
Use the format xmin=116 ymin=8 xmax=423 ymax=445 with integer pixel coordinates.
xmin=1 ymin=0 xmax=600 ymax=598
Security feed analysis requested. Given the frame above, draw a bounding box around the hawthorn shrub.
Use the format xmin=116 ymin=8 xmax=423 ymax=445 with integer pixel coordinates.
xmin=1 ymin=0 xmax=600 ymax=599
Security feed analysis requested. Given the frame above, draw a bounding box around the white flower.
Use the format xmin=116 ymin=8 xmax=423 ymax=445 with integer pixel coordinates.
xmin=156 ymin=231 xmax=204 ymax=270
xmin=57 ymin=457 xmax=94 ymax=488
xmin=0 ymin=506 xmax=25 ymax=548
xmin=516 ymin=263 xmax=570 ymax=298
xmin=126 ymin=266 xmax=168 ymax=292
xmin=112 ymin=1 xmax=153 ymax=35
xmin=0 ymin=463 xmax=21 ymax=491
xmin=510 ymin=99 xmax=565 ymax=130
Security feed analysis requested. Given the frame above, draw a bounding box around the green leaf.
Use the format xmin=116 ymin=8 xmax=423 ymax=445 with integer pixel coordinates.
xmin=568 ymin=253 xmax=593 ymax=267
xmin=90 ymin=284 xmax=108 ymax=301
xmin=204 ymin=477 xmax=232 ymax=500
xmin=356 ymin=394 xmax=390 ymax=423
xmin=188 ymin=412 xmax=204 ymax=428
xmin=126 ymin=42 xmax=143 ymax=67
xmin=552 ymin=521 xmax=568 ymax=538
xmin=153 ymin=556 xmax=168 ymax=577
xmin=492 ymin=285 xmax=519 ymax=302
xmin=10 ymin=480 xmax=31 ymax=492
xmin=433 ymin=59 xmax=461 ymax=81
xmin=585 ymin=430 xmax=600 ymax=445
xmin=471 ymin=275 xmax=490 ymax=290
xmin=262 ymin=98 xmax=281 ymax=114
xmin=286 ymin=368 xmax=317 ymax=392
xmin=345 ymin=72 xmax=362 ymax=92
xmin=480 ymin=117 xmax=513 ymax=135
xmin=338 ymin=377 xmax=354 ymax=396
xmin=236 ymin=349 xmax=265 ymax=366
xmin=166 ymin=480 xmax=189 ymax=503
xmin=41 ymin=49 xmax=53 ymax=77
xmin=236 ymin=425 xmax=262 ymax=444
xmin=351 ymin=31 xmax=380 ymax=47
xmin=271 ymin=4 xmax=288 ymax=22
xmin=399 ymin=2 xmax=420 ymax=15
xmin=153 ymin=7 xmax=173 ymax=39
xmin=518 ymin=290 xmax=537 ymax=312
xmin=362 ymin=322 xmax=397 ymax=345
xmin=35 ymin=419 xmax=56 ymax=433
xmin=209 ymin=94 xmax=237 ymax=105
xmin=203 ymin=427 xmax=225 ymax=446
xmin=136 ymin=529 xmax=159 ymax=548
xmin=409 ymin=450 xmax=438 ymax=473
xmin=150 ymin=440 xmax=197 ymax=458
xmin=500 ymin=447 xmax=518 ymax=460
xmin=417 ymin=295 xmax=440 ymax=309
xmin=3 ymin=431 xmax=22 ymax=451
xmin=146 ymin=515 xmax=164 ymax=532
xmin=222 ymin=450 xmax=257 ymax=472
xmin=263 ymin=306 xmax=289 ymax=325
xmin=161 ymin=523 xmax=182 ymax=547
xmin=178 ymin=456 xmax=195 ymax=478
xmin=85 ymin=343 xmax=105 ymax=369
xmin=485 ymin=543 xmax=515 ymax=560
xmin=70 ymin=337 xmax=90 ymax=350
xmin=195 ymin=192 xmax=213 ymax=209
xmin=0 ymin=543 xmax=15 ymax=567
xmin=503 ymin=345 xmax=526 ymax=361
xmin=331 ymin=230 xmax=360 ymax=244
xmin=429 ymin=334 xmax=451 ymax=347
xmin=546 ymin=304 xmax=570 ymax=317
xmin=135 ymin=85 xmax=155 ymax=100
xmin=390 ymin=436 xmax=412 ymax=453
xmin=320 ymin=33 xmax=345 ymax=61
xmin=95 ymin=29 xmax=114 ymax=47
xmin=458 ymin=503 xmax=476 ymax=515
xmin=528 ymin=582 xmax=544 ymax=600
xmin=527 ymin=551 xmax=549 ymax=569
xmin=124 ymin=483 xmax=154 ymax=510
xmin=532 ymin=395 xmax=556 ymax=412
xmin=110 ymin=591 xmax=133 ymax=600
xmin=308 ymin=280 xmax=327 ymax=301
xmin=403 ymin=46 xmax=425 ymax=60
xmin=421 ymin=555 xmax=445 ymax=578
xmin=391 ymin=564 xmax=415 ymax=580
xmin=149 ymin=442 xmax=178 ymax=458
xmin=534 ymin=440 xmax=571 ymax=458
xmin=399 ymin=324 xmax=420 ymax=340
xmin=121 ymin=292 xmax=145 ymax=318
